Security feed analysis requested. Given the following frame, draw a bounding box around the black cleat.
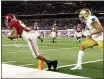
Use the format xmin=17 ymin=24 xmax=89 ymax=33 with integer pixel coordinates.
xmin=52 ymin=60 xmax=58 ymax=71
xmin=52 ymin=41 xmax=54 ymax=43
xmin=54 ymin=41 xmax=57 ymax=43
xmin=46 ymin=61 xmax=52 ymax=71
xmin=41 ymin=39 xmax=43 ymax=42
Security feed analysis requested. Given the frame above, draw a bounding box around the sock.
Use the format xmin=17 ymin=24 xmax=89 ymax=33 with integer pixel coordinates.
xmin=79 ymin=39 xmax=80 ymax=42
xmin=37 ymin=55 xmax=50 ymax=64
xmin=77 ymin=37 xmax=78 ymax=42
xmin=76 ymin=51 xmax=84 ymax=67
xmin=54 ymin=37 xmax=56 ymax=42
xmin=52 ymin=38 xmax=54 ymax=43
xmin=38 ymin=36 xmax=41 ymax=40
xmin=38 ymin=59 xmax=44 ymax=70
xmin=38 ymin=36 xmax=43 ymax=41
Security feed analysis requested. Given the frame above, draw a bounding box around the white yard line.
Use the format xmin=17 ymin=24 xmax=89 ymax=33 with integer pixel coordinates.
xmin=8 ymin=51 xmax=29 ymax=53
xmin=44 ymin=59 xmax=103 ymax=70
xmin=8 ymin=47 xmax=78 ymax=54
xmin=40 ymin=47 xmax=78 ymax=51
xmin=9 ymin=61 xmax=16 ymax=63
xmin=2 ymin=62 xmax=9 ymax=64
xmin=43 ymin=42 xmax=78 ymax=45
xmin=57 ymin=59 xmax=104 ymax=69
xmin=2 ymin=44 xmax=45 ymax=47
xmin=2 ymin=61 xmax=16 ymax=64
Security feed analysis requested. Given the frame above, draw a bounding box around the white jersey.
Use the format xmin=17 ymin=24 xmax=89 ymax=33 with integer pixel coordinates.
xmin=86 ymin=15 xmax=103 ymax=41
xmin=34 ymin=27 xmax=40 ymax=37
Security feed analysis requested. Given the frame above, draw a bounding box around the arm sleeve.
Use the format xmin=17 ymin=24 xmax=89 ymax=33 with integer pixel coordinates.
xmin=8 ymin=21 xmax=16 ymax=29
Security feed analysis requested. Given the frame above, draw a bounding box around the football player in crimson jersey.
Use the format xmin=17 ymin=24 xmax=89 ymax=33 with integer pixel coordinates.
xmin=74 ymin=23 xmax=83 ymax=42
xmin=51 ymin=23 xmax=58 ymax=43
xmin=34 ymin=22 xmax=43 ymax=42
xmin=70 ymin=9 xmax=104 ymax=70
xmin=5 ymin=13 xmax=58 ymax=71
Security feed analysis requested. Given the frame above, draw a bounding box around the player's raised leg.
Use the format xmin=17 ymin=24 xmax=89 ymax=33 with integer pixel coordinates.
xmin=26 ymin=33 xmax=58 ymax=71
xmin=97 ymin=41 xmax=104 ymax=53
xmin=70 ymin=39 xmax=97 ymax=70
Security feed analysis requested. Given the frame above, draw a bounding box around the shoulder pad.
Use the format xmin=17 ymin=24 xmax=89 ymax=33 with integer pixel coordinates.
xmin=92 ymin=18 xmax=96 ymax=22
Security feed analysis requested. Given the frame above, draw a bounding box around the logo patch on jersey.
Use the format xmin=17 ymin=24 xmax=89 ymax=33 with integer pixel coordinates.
xmin=92 ymin=18 xmax=95 ymax=22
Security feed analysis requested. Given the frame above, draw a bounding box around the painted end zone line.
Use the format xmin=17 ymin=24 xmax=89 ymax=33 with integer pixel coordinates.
xmin=2 ymin=64 xmax=88 ymax=78
xmin=57 ymin=59 xmax=104 ymax=69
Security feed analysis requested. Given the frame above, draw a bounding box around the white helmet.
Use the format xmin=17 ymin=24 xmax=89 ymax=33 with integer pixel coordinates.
xmin=79 ymin=8 xmax=91 ymax=21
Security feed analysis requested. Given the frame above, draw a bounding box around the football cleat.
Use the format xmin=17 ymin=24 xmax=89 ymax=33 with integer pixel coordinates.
xmin=52 ymin=60 xmax=58 ymax=71
xmin=46 ymin=61 xmax=52 ymax=71
xmin=54 ymin=41 xmax=57 ymax=43
xmin=70 ymin=66 xmax=82 ymax=70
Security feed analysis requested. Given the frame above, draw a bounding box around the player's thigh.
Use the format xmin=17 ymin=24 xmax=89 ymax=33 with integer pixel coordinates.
xmin=81 ymin=39 xmax=97 ymax=49
xmin=97 ymin=41 xmax=104 ymax=52
xmin=27 ymin=34 xmax=39 ymax=57
xmin=28 ymin=38 xmax=39 ymax=57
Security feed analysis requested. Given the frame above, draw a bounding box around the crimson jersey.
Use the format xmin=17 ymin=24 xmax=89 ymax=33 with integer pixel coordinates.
xmin=52 ymin=27 xmax=57 ymax=32
xmin=76 ymin=24 xmax=82 ymax=32
xmin=8 ymin=20 xmax=31 ymax=37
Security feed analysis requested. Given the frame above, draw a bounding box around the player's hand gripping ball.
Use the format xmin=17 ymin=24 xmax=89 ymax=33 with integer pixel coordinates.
xmin=8 ymin=31 xmax=19 ymax=40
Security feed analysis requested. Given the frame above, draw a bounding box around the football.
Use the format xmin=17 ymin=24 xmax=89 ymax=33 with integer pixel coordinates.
xmin=8 ymin=30 xmax=19 ymax=40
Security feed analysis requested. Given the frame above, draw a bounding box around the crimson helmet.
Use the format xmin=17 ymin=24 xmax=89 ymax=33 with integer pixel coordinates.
xmin=5 ymin=13 xmax=16 ymax=24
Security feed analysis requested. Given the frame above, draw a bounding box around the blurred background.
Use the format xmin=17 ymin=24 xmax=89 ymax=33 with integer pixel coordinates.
xmin=1 ymin=1 xmax=104 ymax=30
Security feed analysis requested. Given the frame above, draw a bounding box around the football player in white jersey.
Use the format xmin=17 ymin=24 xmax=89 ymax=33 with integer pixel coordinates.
xmin=70 ymin=8 xmax=104 ymax=70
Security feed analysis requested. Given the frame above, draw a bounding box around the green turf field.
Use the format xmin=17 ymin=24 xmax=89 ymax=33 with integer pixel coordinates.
xmin=2 ymin=36 xmax=104 ymax=78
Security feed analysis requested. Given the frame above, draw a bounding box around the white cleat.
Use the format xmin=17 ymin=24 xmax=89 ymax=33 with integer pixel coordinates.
xmin=70 ymin=66 xmax=82 ymax=70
